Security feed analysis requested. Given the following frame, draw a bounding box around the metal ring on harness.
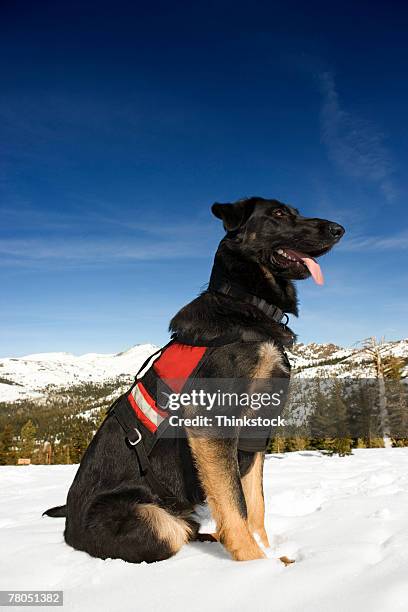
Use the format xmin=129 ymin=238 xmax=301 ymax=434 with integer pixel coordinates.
xmin=127 ymin=428 xmax=142 ymax=446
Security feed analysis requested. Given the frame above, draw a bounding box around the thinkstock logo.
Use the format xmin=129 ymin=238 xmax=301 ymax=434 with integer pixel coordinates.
xmin=166 ymin=413 xmax=286 ymax=428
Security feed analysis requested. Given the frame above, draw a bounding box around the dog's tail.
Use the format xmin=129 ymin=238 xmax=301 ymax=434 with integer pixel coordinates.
xmin=43 ymin=504 xmax=67 ymax=518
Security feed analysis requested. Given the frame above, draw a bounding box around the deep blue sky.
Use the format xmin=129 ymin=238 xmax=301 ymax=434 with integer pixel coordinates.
xmin=1 ymin=1 xmax=407 ymax=356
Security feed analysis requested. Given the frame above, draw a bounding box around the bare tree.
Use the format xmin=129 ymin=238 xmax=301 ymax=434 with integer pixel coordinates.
xmin=360 ymin=337 xmax=392 ymax=448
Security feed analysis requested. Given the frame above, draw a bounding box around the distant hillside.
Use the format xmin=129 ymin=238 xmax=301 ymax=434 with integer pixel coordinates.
xmin=0 ymin=339 xmax=407 ymax=407
xmin=288 ymin=339 xmax=408 ymax=378
xmin=1 ymin=339 xmax=407 ymax=464
xmin=0 ymin=344 xmax=157 ymax=404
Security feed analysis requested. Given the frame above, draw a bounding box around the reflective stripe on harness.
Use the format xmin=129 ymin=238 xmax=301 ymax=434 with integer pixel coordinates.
xmin=128 ymin=382 xmax=167 ymax=433
xmin=127 ymin=342 xmax=209 ymax=432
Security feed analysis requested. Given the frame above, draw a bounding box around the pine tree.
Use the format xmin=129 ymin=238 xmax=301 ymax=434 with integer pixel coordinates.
xmin=68 ymin=418 xmax=92 ymax=463
xmin=284 ymin=435 xmax=309 ymax=452
xmin=360 ymin=337 xmax=392 ymax=447
xmin=269 ymin=435 xmax=285 ymax=453
xmin=0 ymin=424 xmax=15 ymax=465
xmin=349 ymin=379 xmax=383 ymax=448
xmin=94 ymin=407 xmax=107 ymax=429
xmin=19 ymin=419 xmax=37 ymax=459
xmin=326 ymin=382 xmax=353 ymax=456
xmin=385 ymin=365 xmax=408 ymax=446
xmin=309 ymin=382 xmax=333 ymax=450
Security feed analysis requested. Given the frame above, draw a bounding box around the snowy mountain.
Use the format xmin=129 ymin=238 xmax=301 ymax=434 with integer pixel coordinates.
xmin=0 ymin=339 xmax=407 ymax=404
xmin=0 ymin=344 xmax=157 ymax=403
xmin=288 ymin=338 xmax=408 ymax=378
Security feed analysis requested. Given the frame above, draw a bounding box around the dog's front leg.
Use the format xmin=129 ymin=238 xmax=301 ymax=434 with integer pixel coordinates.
xmin=188 ymin=436 xmax=265 ymax=561
xmin=241 ymin=451 xmax=269 ymax=547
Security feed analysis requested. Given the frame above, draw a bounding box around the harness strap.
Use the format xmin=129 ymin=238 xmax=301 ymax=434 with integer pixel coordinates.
xmin=133 ymin=340 xmax=175 ymax=382
xmin=112 ymin=396 xmax=179 ymax=507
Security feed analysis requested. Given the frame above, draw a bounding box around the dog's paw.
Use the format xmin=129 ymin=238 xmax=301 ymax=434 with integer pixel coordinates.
xmin=232 ymin=544 xmax=266 ymax=561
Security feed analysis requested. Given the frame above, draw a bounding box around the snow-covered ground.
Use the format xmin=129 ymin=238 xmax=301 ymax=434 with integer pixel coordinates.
xmin=1 ymin=448 xmax=408 ymax=611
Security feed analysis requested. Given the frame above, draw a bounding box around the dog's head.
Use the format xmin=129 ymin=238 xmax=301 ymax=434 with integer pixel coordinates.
xmin=212 ymin=197 xmax=345 ymax=284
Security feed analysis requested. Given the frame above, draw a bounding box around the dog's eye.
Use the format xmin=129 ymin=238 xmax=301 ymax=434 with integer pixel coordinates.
xmin=273 ymin=209 xmax=286 ymax=217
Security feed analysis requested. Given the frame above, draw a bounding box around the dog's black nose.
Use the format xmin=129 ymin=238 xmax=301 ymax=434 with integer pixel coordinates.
xmin=328 ymin=223 xmax=345 ymax=239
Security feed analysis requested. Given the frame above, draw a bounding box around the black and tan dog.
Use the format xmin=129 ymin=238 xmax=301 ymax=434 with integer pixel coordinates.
xmin=44 ymin=197 xmax=344 ymax=563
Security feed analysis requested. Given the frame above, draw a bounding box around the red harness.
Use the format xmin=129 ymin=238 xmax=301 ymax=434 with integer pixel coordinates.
xmin=127 ymin=342 xmax=208 ymax=433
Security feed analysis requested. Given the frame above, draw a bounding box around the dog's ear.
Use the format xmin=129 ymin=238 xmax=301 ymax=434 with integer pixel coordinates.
xmin=211 ymin=199 xmax=256 ymax=231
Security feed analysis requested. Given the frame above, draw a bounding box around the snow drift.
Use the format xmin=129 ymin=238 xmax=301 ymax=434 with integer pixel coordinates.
xmin=1 ymin=448 xmax=408 ymax=612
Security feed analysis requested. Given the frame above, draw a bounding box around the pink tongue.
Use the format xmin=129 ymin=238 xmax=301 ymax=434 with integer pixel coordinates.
xmin=301 ymin=256 xmax=324 ymax=285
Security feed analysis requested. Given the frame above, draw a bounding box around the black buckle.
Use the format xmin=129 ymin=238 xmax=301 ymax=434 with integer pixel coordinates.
xmin=127 ymin=428 xmax=142 ymax=446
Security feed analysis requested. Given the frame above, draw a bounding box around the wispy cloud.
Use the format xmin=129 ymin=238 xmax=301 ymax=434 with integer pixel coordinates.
xmin=0 ymin=195 xmax=221 ymax=269
xmin=319 ymin=72 xmax=396 ymax=202
xmin=0 ymin=236 xmax=213 ymax=264
xmin=0 ymin=216 xmax=218 ymax=267
xmin=340 ymin=230 xmax=408 ymax=251
xmin=0 ymin=203 xmax=215 ymax=238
